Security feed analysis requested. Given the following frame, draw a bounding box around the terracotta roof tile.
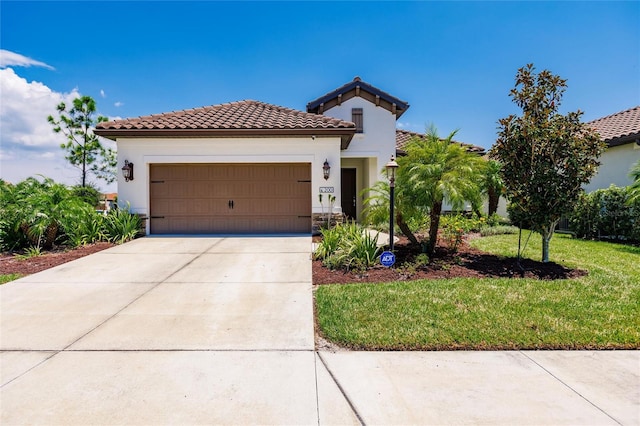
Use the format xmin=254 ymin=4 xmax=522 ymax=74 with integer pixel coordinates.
xmin=395 ymin=129 xmax=486 ymax=155
xmin=586 ymin=106 xmax=640 ymax=146
xmin=96 ymin=100 xmax=355 ymax=132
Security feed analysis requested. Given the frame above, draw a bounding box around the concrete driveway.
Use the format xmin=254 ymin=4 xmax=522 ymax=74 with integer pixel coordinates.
xmin=1 ymin=236 xmax=638 ymax=425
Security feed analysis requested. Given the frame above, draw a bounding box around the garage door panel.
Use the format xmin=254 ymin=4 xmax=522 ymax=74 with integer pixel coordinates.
xmin=233 ymin=198 xmax=310 ymax=215
xmin=150 ymin=164 xmax=311 ymax=234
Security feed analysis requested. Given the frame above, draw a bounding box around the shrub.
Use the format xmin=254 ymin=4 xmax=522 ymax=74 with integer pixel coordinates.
xmin=314 ymin=222 xmax=381 ymax=271
xmin=1 ymin=177 xmax=142 ymax=252
xmin=0 ymin=177 xmax=88 ymax=251
xmin=440 ymin=214 xmax=486 ymax=252
xmin=71 ymin=184 xmax=102 ymax=207
xmin=313 ymin=226 xmax=341 ymax=261
xmin=479 ymin=225 xmax=519 ymax=236
xmin=569 ymin=185 xmax=640 ymax=242
xmin=58 ymin=203 xmax=105 ymax=247
xmin=102 ymin=206 xmax=141 ymax=244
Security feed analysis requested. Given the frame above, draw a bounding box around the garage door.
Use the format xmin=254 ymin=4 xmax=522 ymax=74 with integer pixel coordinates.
xmin=149 ymin=163 xmax=311 ymax=234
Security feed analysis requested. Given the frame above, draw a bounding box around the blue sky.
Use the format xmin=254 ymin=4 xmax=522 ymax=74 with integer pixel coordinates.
xmin=1 ymin=1 xmax=639 ymax=191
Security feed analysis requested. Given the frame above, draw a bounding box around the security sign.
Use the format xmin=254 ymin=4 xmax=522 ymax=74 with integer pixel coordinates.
xmin=380 ymin=251 xmax=396 ymax=268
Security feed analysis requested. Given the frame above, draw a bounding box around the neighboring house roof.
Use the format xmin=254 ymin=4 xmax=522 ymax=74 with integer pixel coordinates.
xmin=306 ymin=76 xmax=410 ymax=119
xmin=587 ymin=106 xmax=640 ymax=147
xmin=395 ymin=129 xmax=486 ymax=155
xmin=95 ymin=100 xmax=356 ymax=148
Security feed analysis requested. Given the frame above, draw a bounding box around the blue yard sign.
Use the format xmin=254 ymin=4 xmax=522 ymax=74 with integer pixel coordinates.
xmin=380 ymin=251 xmax=396 ymax=268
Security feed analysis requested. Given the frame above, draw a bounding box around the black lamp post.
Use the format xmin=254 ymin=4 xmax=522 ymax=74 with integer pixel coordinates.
xmin=386 ymin=155 xmax=399 ymax=251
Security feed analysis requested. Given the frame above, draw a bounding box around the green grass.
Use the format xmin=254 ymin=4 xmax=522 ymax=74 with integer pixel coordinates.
xmin=0 ymin=274 xmax=23 ymax=285
xmin=315 ymin=233 xmax=640 ymax=350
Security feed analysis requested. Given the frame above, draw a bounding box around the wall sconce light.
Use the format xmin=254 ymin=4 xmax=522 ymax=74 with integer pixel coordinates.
xmin=323 ymin=159 xmax=331 ymax=180
xmin=122 ymin=160 xmax=134 ymax=182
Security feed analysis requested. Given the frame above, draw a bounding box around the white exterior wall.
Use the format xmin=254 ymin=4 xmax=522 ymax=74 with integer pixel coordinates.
xmin=115 ymin=136 xmax=342 ymax=234
xmin=325 ymin=97 xmax=397 ymax=181
xmin=322 ymin=97 xmax=398 ymax=219
xmin=584 ymin=143 xmax=640 ymax=192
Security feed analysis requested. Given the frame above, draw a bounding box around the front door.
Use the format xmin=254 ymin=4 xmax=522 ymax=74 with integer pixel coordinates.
xmin=341 ymin=168 xmax=357 ymax=220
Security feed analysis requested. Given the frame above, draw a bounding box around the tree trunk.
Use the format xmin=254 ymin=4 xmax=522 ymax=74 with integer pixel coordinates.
xmin=488 ymin=188 xmax=499 ymax=216
xmin=43 ymin=223 xmax=58 ymax=249
xmin=396 ymin=210 xmax=419 ymax=245
xmin=426 ymin=201 xmax=443 ymax=256
xmin=540 ymin=220 xmax=560 ymax=263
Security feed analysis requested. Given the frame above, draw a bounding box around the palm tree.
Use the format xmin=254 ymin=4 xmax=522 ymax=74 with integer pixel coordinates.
xmin=8 ymin=177 xmax=87 ymax=250
xmin=361 ymin=180 xmax=426 ymax=245
xmin=399 ymin=127 xmax=485 ymax=256
xmin=482 ymin=159 xmax=504 ymax=216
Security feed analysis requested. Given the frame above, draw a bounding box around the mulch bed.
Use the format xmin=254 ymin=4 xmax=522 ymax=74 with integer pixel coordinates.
xmin=0 ymin=242 xmax=115 ymax=276
xmin=313 ymin=235 xmax=587 ymax=285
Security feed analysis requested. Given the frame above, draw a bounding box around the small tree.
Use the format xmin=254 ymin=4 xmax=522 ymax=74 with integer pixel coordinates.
xmin=362 ymin=127 xmax=484 ymax=255
xmin=491 ymin=64 xmax=605 ymax=262
xmin=48 ymin=96 xmax=115 ymax=187
xmin=400 ymin=127 xmax=485 ymax=256
xmin=361 ymin=180 xmax=426 ymax=245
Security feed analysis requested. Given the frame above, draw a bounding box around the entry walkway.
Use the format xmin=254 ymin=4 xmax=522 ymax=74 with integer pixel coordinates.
xmin=1 ymin=237 xmax=638 ymax=425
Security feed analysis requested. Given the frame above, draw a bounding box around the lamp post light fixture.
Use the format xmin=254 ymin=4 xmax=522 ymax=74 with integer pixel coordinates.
xmin=323 ymin=159 xmax=331 ymax=180
xmin=122 ymin=160 xmax=134 ymax=182
xmin=386 ymin=155 xmax=399 ymax=251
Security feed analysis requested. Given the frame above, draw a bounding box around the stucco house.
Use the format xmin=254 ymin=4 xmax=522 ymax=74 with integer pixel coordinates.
xmin=584 ymin=106 xmax=640 ymax=192
xmin=94 ymin=78 xmax=410 ymax=234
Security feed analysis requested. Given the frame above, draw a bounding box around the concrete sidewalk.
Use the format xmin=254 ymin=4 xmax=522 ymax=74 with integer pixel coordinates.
xmin=1 ymin=236 xmax=638 ymax=425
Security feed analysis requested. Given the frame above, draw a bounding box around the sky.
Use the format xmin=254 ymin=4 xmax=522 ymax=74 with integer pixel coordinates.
xmin=1 ymin=1 xmax=639 ymax=192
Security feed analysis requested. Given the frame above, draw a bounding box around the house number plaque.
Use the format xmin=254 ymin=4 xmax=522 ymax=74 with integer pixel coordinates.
xmin=319 ymin=187 xmax=334 ymax=193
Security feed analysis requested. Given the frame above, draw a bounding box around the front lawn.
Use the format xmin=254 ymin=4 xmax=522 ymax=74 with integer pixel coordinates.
xmin=315 ymin=233 xmax=640 ymax=350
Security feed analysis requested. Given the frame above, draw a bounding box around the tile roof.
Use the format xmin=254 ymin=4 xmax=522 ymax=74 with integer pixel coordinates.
xmin=395 ymin=129 xmax=486 ymax=155
xmin=94 ymin=100 xmax=356 ymax=147
xmin=307 ymin=76 xmax=410 ymax=118
xmin=586 ymin=106 xmax=640 ymax=147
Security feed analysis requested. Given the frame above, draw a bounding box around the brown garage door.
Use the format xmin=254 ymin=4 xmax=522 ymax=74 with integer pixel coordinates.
xmin=150 ymin=163 xmax=311 ymax=234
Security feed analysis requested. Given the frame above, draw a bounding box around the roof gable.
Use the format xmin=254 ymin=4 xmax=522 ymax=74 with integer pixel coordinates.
xmin=587 ymin=106 xmax=640 ymax=147
xmin=94 ymin=100 xmax=356 ymax=148
xmin=395 ymin=129 xmax=486 ymax=155
xmin=307 ymin=77 xmax=409 ymax=119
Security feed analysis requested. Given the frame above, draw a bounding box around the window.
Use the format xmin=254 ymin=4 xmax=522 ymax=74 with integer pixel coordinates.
xmin=352 ymin=108 xmax=363 ymax=133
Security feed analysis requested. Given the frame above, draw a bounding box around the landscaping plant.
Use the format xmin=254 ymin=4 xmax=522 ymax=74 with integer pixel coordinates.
xmin=0 ymin=177 xmax=89 ymax=251
xmin=314 ymin=222 xmax=380 ymax=271
xmin=361 ymin=180 xmax=427 ymax=246
xmin=569 ymin=185 xmax=640 ymax=242
xmin=1 ymin=177 xmax=142 ymax=253
xmin=491 ymin=64 xmax=605 ymax=262
xmin=362 ymin=127 xmax=485 ymax=255
xmin=102 ymin=205 xmax=142 ymax=244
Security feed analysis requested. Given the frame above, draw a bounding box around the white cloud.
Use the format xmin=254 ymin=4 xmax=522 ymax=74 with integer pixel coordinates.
xmin=0 ymin=68 xmax=116 ymax=191
xmin=100 ymin=89 xmax=106 ymax=98
xmin=114 ymin=101 xmax=124 ymax=107
xmin=0 ymin=49 xmax=54 ymax=70
xmin=396 ymin=122 xmax=422 ymax=133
